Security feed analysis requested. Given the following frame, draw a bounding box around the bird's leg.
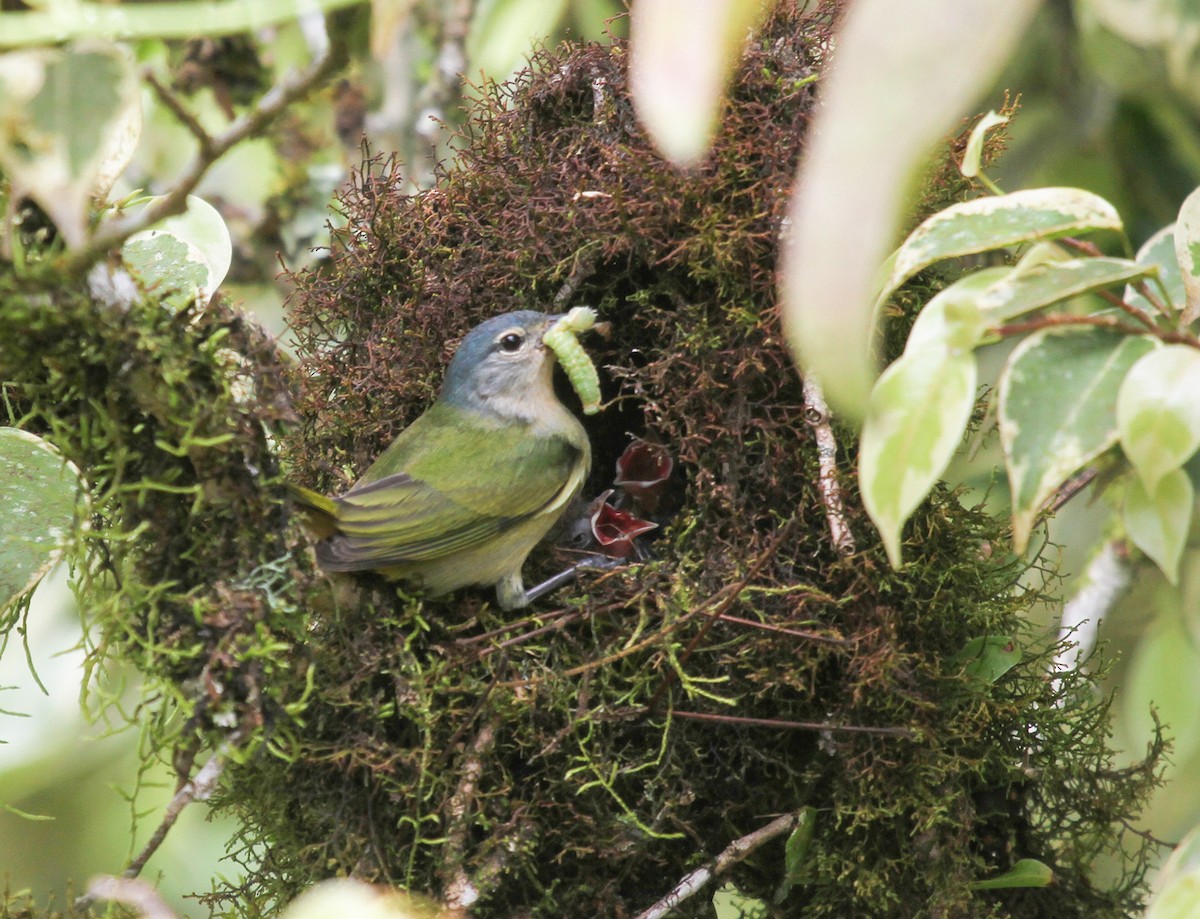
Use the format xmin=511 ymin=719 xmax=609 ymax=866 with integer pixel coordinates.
xmin=519 ymin=555 xmax=625 ymax=607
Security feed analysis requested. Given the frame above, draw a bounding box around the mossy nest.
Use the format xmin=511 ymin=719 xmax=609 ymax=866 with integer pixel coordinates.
xmin=232 ymin=8 xmax=1161 ymax=918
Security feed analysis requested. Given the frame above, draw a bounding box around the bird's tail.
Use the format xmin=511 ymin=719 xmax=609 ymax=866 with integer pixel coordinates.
xmin=287 ymin=482 xmax=340 ymax=539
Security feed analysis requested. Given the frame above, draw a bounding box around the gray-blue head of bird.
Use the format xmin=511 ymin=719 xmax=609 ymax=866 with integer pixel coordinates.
xmin=440 ymin=311 xmax=564 ymax=422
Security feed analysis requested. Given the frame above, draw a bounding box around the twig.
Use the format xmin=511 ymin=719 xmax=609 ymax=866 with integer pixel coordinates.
xmin=669 ymin=708 xmax=914 ymax=738
xmin=442 ymin=721 xmax=497 ymax=910
xmin=552 ymin=248 xmax=599 ymax=309
xmin=632 ymin=812 xmax=802 ymax=919
xmin=1050 ymin=539 xmax=1132 ymax=684
xmin=802 ymin=376 xmax=856 ymax=556
xmin=52 ymin=34 xmax=346 ymax=280
xmin=991 ymin=313 xmax=1200 ymax=348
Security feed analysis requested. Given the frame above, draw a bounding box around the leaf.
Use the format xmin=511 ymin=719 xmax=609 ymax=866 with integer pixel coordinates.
xmin=960 ymin=109 xmax=1008 ymax=178
xmin=0 ymin=45 xmax=138 ymax=245
xmin=1117 ymin=345 xmax=1200 ymax=493
xmin=779 ymin=0 xmax=1041 ymax=420
xmin=1147 ymin=825 xmax=1200 ymax=919
xmin=1123 ymin=468 xmax=1192 ymax=585
xmin=774 ymin=807 xmax=816 ymax=903
xmin=1123 ymin=611 xmax=1200 ymax=766
xmin=876 ymin=188 xmax=1124 ymax=310
xmin=467 ymin=0 xmax=571 ymax=80
xmin=970 ymin=858 xmax=1053 ymax=890
xmin=905 ymin=267 xmax=1009 ymax=353
xmin=628 ymin=0 xmax=770 ymax=166
xmin=949 ymin=636 xmax=1021 ymax=683
xmin=0 ymin=428 xmax=85 ymax=612
xmin=979 ymin=256 xmax=1159 ymax=323
xmin=1176 ymin=186 xmax=1200 ymax=322
xmin=859 ymin=345 xmax=977 ymax=567
xmin=121 ymin=194 xmax=233 ymax=308
xmin=1126 ymin=224 xmax=1184 ymax=314
xmin=999 ymin=328 xmax=1155 ymax=553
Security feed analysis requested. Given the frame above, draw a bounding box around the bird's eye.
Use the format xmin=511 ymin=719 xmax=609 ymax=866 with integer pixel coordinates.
xmin=498 ymin=332 xmax=524 ymax=352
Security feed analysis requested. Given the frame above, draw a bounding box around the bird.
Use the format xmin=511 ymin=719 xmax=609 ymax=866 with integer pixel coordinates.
xmin=290 ymin=311 xmax=593 ymax=610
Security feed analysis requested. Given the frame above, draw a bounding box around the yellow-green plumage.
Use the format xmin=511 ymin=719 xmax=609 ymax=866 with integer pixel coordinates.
xmin=291 ymin=311 xmax=593 ymax=610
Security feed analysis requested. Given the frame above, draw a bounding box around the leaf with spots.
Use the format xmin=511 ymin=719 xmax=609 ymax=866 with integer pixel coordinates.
xmin=999 ymin=328 xmax=1155 ymax=553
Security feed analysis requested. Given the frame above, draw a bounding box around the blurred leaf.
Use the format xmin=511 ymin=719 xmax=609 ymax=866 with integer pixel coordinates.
xmin=778 ymin=0 xmax=1043 ymax=420
xmin=467 ymin=0 xmax=570 ymax=79
xmin=960 ymin=109 xmax=1008 ymax=178
xmin=876 ymin=187 xmax=1124 ymax=310
xmin=628 ymin=0 xmax=770 ymax=166
xmin=0 ymin=428 xmax=84 ymax=613
xmin=950 ymin=636 xmax=1021 ymax=683
xmin=1148 ymin=823 xmax=1200 ymax=919
xmin=1126 ymin=223 xmax=1184 ymax=313
xmin=906 ymin=267 xmax=1010 ymax=352
xmin=0 ymin=44 xmax=138 ymax=245
xmin=1117 ymin=344 xmax=1200 ymax=492
xmin=1123 ymin=467 xmax=1192 ymax=585
xmin=1124 ymin=611 xmax=1200 ymax=765
xmin=860 ymin=345 xmax=977 ymax=567
xmin=970 ymin=858 xmax=1053 ymax=890
xmin=1175 ymin=185 xmax=1200 ymax=321
xmin=999 ymin=328 xmax=1155 ymax=552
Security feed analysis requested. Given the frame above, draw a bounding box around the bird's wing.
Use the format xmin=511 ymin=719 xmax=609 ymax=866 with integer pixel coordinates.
xmin=318 ymin=422 xmax=585 ymax=569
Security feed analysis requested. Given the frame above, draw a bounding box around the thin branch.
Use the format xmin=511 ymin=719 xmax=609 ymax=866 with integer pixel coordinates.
xmin=802 ymin=376 xmax=856 ymax=556
xmin=669 ymin=708 xmax=915 ymax=738
xmin=991 ymin=313 xmax=1200 ymax=348
xmin=633 ymin=812 xmax=802 ymax=919
xmin=1050 ymin=539 xmax=1132 ymax=683
xmin=442 ymin=722 xmax=497 ymax=910
xmin=51 ymin=34 xmax=346 ymax=280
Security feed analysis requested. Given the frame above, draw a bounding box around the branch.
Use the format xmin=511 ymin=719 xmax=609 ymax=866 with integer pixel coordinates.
xmin=442 ymin=721 xmax=497 ymax=910
xmin=633 ymin=812 xmax=802 ymax=919
xmin=802 ymin=376 xmax=856 ymax=556
xmin=50 ymin=33 xmax=346 ymax=280
xmin=991 ymin=313 xmax=1200 ymax=348
xmin=669 ymin=708 xmax=914 ymax=738
xmin=1050 ymin=539 xmax=1132 ymax=682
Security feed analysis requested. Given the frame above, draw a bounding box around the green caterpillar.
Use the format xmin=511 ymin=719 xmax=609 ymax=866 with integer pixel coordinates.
xmin=544 ymin=307 xmax=602 ymax=415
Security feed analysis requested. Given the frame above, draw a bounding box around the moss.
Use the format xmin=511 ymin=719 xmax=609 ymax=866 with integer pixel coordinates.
xmin=0 ymin=5 xmax=1161 ymax=918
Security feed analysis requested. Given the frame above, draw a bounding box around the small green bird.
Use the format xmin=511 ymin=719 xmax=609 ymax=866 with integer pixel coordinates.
xmin=291 ymin=311 xmax=592 ymax=610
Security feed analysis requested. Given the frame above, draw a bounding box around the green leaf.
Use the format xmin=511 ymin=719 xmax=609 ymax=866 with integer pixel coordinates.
xmin=1118 ymin=345 xmax=1200 ymax=493
xmin=1126 ymin=224 xmax=1184 ymax=314
xmin=132 ymin=195 xmax=232 ymax=291
xmin=998 ymin=328 xmax=1155 ymax=553
xmin=774 ymin=808 xmax=816 ymax=902
xmin=121 ymin=195 xmax=233 ymax=308
xmin=1176 ymin=186 xmax=1200 ymax=322
xmin=876 ymin=188 xmax=1123 ymax=310
xmin=0 ymin=428 xmax=84 ymax=612
xmin=970 ymin=858 xmax=1053 ymax=890
xmin=979 ymin=256 xmax=1159 ymax=323
xmin=468 ymin=0 xmax=571 ymax=79
xmin=1123 ymin=468 xmax=1192 ymax=585
xmin=905 ymin=267 xmax=1009 ymax=353
xmin=1124 ymin=611 xmax=1200 ymax=766
xmin=859 ymin=345 xmax=977 ymax=567
xmin=0 ymin=45 xmax=138 ymax=245
xmin=1147 ymin=824 xmax=1200 ymax=919
xmin=949 ymin=636 xmax=1021 ymax=683
xmin=960 ymin=110 xmax=1008 ymax=179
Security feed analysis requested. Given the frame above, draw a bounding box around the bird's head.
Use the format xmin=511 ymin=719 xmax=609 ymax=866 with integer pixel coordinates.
xmin=440 ymin=311 xmax=566 ymax=421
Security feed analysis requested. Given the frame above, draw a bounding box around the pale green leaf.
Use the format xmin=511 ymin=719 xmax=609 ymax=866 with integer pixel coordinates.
xmin=0 ymin=428 xmax=85 ymax=612
xmin=0 ymin=45 xmax=137 ymax=245
xmin=960 ymin=109 xmax=1008 ymax=178
xmin=859 ymin=346 xmax=977 ymax=567
xmin=1175 ymin=186 xmax=1200 ymax=322
xmin=779 ymin=0 xmax=1041 ymax=420
xmin=628 ymin=0 xmax=771 ymax=166
xmin=467 ymin=0 xmax=570 ymax=80
xmin=970 ymin=858 xmax=1053 ymax=890
xmin=1123 ymin=611 xmax=1200 ymax=766
xmin=121 ymin=231 xmax=213 ymax=312
xmin=774 ymin=807 xmax=816 ymax=902
xmin=877 ymin=188 xmax=1124 ymax=310
xmin=1126 ymin=224 xmax=1183 ymax=314
xmin=127 ymin=195 xmax=233 ymax=293
xmin=999 ymin=328 xmax=1155 ymax=552
xmin=1117 ymin=345 xmax=1200 ymax=492
xmin=1147 ymin=825 xmax=1200 ymax=919
xmin=979 ymin=256 xmax=1159 ymax=322
xmin=905 ymin=267 xmax=1009 ymax=353
xmin=1123 ymin=468 xmax=1192 ymax=585
xmin=949 ymin=636 xmax=1021 ymax=683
